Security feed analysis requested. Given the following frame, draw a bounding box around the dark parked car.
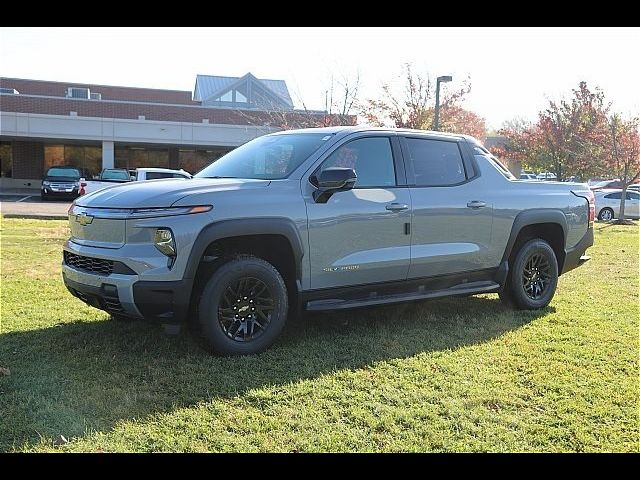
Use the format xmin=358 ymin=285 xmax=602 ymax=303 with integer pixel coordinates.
xmin=41 ymin=166 xmax=82 ymax=200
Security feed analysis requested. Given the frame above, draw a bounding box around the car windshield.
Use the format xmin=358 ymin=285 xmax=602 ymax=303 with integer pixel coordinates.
xmin=196 ymin=133 xmax=333 ymax=180
xmin=46 ymin=167 xmax=81 ymax=178
xmin=102 ymin=169 xmax=130 ymax=180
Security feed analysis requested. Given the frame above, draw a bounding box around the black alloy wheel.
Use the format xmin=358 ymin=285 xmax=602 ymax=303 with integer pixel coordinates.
xmin=198 ymin=255 xmax=288 ymax=355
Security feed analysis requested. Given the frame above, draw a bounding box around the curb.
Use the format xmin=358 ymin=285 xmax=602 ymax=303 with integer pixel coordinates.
xmin=3 ymin=213 xmax=67 ymax=220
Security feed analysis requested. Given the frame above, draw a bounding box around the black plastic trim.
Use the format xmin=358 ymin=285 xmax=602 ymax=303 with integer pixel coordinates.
xmin=562 ymin=227 xmax=594 ymax=274
xmin=185 ymin=218 xmax=305 ymax=284
xmin=500 ymin=209 xmax=569 ymax=266
xmin=301 ymin=267 xmax=498 ymax=310
xmin=132 ymin=280 xmax=191 ymax=324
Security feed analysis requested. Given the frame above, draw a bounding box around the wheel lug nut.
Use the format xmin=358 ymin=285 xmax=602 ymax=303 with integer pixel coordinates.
xmin=251 ymin=307 xmax=255 ymax=311
xmin=249 ymin=299 xmax=253 ymax=303
xmin=243 ymin=296 xmax=248 ymax=300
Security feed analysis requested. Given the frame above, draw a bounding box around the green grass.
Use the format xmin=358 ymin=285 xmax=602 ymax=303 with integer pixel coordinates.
xmin=0 ymin=216 xmax=638 ymax=452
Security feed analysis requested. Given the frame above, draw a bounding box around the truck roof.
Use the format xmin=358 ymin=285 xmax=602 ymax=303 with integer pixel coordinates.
xmin=271 ymin=125 xmax=474 ymax=142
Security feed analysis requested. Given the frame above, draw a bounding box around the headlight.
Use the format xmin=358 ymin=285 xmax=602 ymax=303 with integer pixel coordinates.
xmin=42 ymin=181 xmax=50 ymax=186
xmin=154 ymin=228 xmax=176 ymax=257
xmin=130 ymin=205 xmax=212 ymax=218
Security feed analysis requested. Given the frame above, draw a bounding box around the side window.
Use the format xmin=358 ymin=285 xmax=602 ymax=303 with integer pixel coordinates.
xmin=319 ymin=137 xmax=396 ymax=188
xmin=405 ymin=138 xmax=466 ymax=186
xmin=145 ymin=172 xmax=173 ymax=180
xmin=604 ymin=192 xmax=622 ymax=200
xmin=627 ymin=192 xmax=639 ymax=201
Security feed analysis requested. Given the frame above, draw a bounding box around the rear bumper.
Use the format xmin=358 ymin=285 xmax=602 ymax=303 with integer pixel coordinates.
xmin=561 ymin=227 xmax=594 ymax=274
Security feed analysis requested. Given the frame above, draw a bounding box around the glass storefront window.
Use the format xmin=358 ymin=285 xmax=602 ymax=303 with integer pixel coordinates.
xmin=115 ymin=146 xmax=169 ymax=171
xmin=0 ymin=142 xmax=12 ymax=178
xmin=44 ymin=145 xmax=65 ymax=172
xmin=179 ymin=148 xmax=232 ymax=175
xmin=44 ymin=144 xmax=102 ymax=179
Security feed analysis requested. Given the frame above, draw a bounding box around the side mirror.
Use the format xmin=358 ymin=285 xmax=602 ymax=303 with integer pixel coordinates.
xmin=312 ymin=167 xmax=357 ymax=203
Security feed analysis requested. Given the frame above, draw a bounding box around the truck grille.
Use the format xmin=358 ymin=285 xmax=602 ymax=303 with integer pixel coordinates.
xmin=50 ymin=183 xmax=76 ymax=189
xmin=64 ymin=251 xmax=114 ymax=275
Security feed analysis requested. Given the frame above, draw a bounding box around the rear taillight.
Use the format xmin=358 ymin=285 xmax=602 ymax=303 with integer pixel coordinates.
xmin=586 ymin=191 xmax=595 ymax=227
xmin=572 ymin=189 xmax=595 ymax=228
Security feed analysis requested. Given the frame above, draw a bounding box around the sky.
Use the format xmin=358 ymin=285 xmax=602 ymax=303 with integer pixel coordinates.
xmin=1 ymin=27 xmax=638 ymax=131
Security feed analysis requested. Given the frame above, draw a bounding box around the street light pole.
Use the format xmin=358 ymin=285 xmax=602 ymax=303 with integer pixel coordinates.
xmin=433 ymin=75 xmax=452 ymax=131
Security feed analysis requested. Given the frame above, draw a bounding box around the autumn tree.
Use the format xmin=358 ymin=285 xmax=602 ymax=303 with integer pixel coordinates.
xmin=606 ymin=114 xmax=640 ymax=222
xmin=498 ymin=82 xmax=610 ymax=181
xmin=361 ymin=63 xmax=486 ymax=139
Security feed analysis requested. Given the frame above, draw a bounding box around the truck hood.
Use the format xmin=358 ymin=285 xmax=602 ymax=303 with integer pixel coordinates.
xmin=75 ymin=178 xmax=271 ymax=208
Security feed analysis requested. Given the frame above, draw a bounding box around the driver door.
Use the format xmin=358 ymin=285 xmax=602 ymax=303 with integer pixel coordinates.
xmin=305 ymin=135 xmax=412 ymax=290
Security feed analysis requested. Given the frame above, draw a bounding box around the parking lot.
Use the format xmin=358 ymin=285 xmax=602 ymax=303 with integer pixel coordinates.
xmin=0 ymin=194 xmax=70 ymax=218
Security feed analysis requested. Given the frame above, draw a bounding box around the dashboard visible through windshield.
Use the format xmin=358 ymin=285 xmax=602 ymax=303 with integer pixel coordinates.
xmin=196 ymin=133 xmax=333 ymax=180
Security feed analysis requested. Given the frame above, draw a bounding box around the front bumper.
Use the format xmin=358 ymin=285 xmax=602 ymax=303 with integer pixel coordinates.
xmin=43 ymin=187 xmax=79 ymax=198
xmin=62 ymin=259 xmax=192 ymax=325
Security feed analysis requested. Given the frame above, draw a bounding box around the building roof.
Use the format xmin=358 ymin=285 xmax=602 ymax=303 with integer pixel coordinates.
xmin=194 ymin=73 xmax=293 ymax=108
xmin=0 ymin=77 xmax=196 ymax=105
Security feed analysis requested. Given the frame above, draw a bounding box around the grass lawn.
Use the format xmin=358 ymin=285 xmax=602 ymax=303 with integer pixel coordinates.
xmin=0 ymin=216 xmax=638 ymax=452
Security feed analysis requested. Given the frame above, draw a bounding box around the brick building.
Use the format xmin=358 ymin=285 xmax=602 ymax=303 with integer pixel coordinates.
xmin=0 ymin=73 xmax=347 ymax=190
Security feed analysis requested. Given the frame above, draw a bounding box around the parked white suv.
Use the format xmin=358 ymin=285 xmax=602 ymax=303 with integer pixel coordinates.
xmin=80 ymin=168 xmax=191 ymax=196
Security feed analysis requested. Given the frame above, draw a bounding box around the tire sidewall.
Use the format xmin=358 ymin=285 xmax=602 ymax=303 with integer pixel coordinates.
xmin=598 ymin=208 xmax=613 ymax=221
xmin=510 ymin=239 xmax=558 ymax=309
xmin=199 ymin=256 xmax=288 ymax=355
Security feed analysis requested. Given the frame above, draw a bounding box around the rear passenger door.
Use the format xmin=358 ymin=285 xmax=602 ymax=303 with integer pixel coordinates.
xmin=626 ymin=191 xmax=640 ymax=217
xmin=401 ymin=136 xmax=493 ymax=278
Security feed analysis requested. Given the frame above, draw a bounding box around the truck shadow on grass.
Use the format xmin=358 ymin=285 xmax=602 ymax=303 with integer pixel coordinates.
xmin=0 ymin=295 xmax=552 ymax=451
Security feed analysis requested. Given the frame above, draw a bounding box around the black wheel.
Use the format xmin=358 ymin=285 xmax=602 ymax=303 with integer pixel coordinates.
xmin=40 ymin=193 xmax=48 ymax=201
xmin=598 ymin=207 xmax=614 ymax=222
xmin=501 ymin=239 xmax=558 ymax=310
xmin=198 ymin=255 xmax=288 ymax=356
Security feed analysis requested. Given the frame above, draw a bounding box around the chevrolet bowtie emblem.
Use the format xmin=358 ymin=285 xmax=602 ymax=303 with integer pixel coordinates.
xmin=75 ymin=212 xmax=94 ymax=226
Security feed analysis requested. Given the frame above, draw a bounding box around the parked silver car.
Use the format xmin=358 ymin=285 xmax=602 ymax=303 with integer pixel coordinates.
xmin=594 ymin=189 xmax=640 ymax=221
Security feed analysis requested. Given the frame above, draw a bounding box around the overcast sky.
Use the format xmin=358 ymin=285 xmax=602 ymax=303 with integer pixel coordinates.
xmin=1 ymin=27 xmax=638 ymax=130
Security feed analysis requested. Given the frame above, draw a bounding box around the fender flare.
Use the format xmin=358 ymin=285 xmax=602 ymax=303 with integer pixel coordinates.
xmin=184 ymin=217 xmax=305 ymax=286
xmin=500 ymin=209 xmax=568 ymax=267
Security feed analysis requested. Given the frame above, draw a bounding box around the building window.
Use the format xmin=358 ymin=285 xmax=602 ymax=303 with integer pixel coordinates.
xmin=221 ymin=91 xmax=233 ymax=102
xmin=179 ymin=148 xmax=231 ymax=174
xmin=235 ymin=90 xmax=247 ymax=103
xmin=115 ymin=146 xmax=169 ymax=171
xmin=44 ymin=144 xmax=102 ymax=179
xmin=0 ymin=142 xmax=13 ymax=178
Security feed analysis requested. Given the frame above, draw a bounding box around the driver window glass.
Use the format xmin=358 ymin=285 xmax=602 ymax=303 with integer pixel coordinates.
xmin=319 ymin=137 xmax=396 ymax=188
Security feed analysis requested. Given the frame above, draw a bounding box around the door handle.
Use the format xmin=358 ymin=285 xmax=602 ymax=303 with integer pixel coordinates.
xmin=386 ymin=203 xmax=409 ymax=212
xmin=467 ymin=200 xmax=486 ymax=209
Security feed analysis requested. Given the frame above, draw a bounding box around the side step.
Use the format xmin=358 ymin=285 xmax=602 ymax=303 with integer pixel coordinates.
xmin=305 ymin=281 xmax=500 ymax=312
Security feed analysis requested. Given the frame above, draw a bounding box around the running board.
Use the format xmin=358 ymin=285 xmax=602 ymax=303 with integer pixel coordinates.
xmin=305 ymin=281 xmax=501 ymax=311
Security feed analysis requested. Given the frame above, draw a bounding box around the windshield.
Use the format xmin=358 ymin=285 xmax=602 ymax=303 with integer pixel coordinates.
xmin=196 ymin=133 xmax=333 ymax=180
xmin=101 ymin=169 xmax=130 ymax=181
xmin=46 ymin=167 xmax=81 ymax=178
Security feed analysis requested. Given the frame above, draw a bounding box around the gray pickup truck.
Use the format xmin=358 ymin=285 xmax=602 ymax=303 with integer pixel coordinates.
xmin=62 ymin=127 xmax=594 ymax=355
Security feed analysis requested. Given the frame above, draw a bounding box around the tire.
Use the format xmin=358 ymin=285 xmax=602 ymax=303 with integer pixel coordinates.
xmin=198 ymin=255 xmax=288 ymax=356
xmin=598 ymin=208 xmax=614 ymax=222
xmin=40 ymin=193 xmax=48 ymax=201
xmin=501 ymin=239 xmax=558 ymax=310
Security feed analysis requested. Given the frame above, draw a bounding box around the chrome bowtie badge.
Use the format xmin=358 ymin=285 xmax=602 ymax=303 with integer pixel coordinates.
xmin=75 ymin=212 xmax=94 ymax=226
